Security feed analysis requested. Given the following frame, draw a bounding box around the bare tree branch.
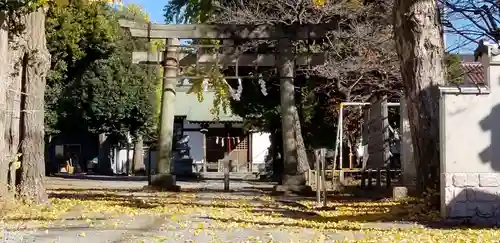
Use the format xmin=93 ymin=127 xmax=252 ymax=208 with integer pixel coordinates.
xmin=441 ymin=0 xmax=500 ymax=50
xmin=211 ymin=0 xmax=402 ymax=146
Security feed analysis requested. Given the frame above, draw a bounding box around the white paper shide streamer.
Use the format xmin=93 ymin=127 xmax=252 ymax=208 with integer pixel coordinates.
xmin=223 ymin=76 xmax=266 ymax=100
xmin=202 ymin=78 xmax=209 ymax=92
xmin=258 ymin=74 xmax=268 ymax=96
xmin=230 ymin=78 xmax=243 ymax=101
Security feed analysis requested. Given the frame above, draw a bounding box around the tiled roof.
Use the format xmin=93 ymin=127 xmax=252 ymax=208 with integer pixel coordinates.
xmin=175 ymin=90 xmax=242 ymax=123
xmin=461 ymin=62 xmax=484 ymax=85
xmin=459 ymin=54 xmax=484 ymax=85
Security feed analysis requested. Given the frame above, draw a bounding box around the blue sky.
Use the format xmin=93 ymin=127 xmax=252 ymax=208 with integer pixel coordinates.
xmin=446 ymin=31 xmax=476 ymax=54
xmin=124 ymin=0 xmax=478 ymax=53
xmin=122 ymin=0 xmax=167 ymax=24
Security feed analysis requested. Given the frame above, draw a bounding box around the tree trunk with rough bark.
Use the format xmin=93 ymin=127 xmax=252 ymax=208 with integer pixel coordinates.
xmin=0 ymin=12 xmax=9 ymax=195
xmin=16 ymin=8 xmax=51 ymax=204
xmin=277 ymin=38 xmax=310 ymax=192
xmin=6 ymin=14 xmax=24 ymax=192
xmin=393 ymin=0 xmax=445 ymax=196
xmin=132 ymin=135 xmax=144 ymax=174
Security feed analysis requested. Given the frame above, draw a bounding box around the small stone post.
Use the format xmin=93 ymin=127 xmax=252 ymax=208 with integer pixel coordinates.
xmin=224 ymin=152 xmax=230 ymax=192
xmin=320 ymin=148 xmax=327 ymax=208
xmin=314 ymin=148 xmax=327 ymax=208
xmin=315 ymin=149 xmax=321 ymax=205
xmin=393 ymin=97 xmax=416 ymax=199
xmin=400 ymin=97 xmax=416 ymax=186
xmin=147 ymin=148 xmax=152 ymax=185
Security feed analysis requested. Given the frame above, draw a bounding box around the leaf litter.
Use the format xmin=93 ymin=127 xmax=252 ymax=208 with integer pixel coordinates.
xmin=0 ymin=188 xmax=499 ymax=242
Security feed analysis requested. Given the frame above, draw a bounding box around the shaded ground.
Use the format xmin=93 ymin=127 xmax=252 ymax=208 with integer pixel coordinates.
xmin=1 ymin=176 xmax=499 ymax=242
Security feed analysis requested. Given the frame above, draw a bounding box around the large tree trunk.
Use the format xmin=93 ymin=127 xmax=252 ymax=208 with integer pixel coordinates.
xmin=278 ymin=39 xmax=310 ymax=192
xmin=393 ymin=0 xmax=445 ymax=196
xmin=6 ymin=15 xmax=24 ymax=192
xmin=132 ymin=135 xmax=144 ymax=174
xmin=17 ymin=8 xmax=51 ymax=204
xmin=0 ymin=12 xmax=9 ymax=195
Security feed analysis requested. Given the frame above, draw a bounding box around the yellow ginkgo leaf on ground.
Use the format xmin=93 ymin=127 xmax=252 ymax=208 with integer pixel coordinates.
xmin=2 ymin=178 xmax=500 ymax=242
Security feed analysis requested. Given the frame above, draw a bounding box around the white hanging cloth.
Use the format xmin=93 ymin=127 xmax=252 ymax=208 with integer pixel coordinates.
xmin=202 ymin=78 xmax=209 ymax=92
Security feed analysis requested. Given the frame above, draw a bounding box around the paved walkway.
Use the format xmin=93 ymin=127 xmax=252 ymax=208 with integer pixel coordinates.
xmin=0 ymin=176 xmax=420 ymax=243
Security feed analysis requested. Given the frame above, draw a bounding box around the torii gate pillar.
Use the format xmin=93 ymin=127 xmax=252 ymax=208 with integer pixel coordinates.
xmin=151 ymin=38 xmax=180 ymax=191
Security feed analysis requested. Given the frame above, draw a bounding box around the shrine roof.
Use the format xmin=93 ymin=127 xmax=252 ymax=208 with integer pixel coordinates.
xmin=175 ymin=90 xmax=242 ymax=123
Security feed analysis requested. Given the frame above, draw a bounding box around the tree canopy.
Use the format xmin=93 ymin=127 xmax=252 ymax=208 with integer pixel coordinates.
xmin=45 ymin=2 xmax=157 ymax=138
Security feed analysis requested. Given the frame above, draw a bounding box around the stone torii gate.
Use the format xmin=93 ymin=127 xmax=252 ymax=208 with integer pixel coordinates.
xmin=119 ymin=20 xmax=328 ymax=190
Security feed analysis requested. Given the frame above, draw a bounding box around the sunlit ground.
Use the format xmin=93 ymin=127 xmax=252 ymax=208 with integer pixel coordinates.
xmin=1 ymin=183 xmax=499 ymax=242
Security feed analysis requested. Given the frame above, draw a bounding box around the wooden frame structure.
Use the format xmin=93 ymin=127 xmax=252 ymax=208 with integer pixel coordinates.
xmin=132 ymin=51 xmax=327 ymax=68
xmin=119 ymin=20 xmax=328 ymax=189
xmin=119 ymin=20 xmax=331 ymax=39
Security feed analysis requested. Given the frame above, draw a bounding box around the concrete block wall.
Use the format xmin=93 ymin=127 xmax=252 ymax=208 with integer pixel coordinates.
xmin=439 ymin=41 xmax=500 ymax=224
xmin=443 ymin=173 xmax=500 ymax=223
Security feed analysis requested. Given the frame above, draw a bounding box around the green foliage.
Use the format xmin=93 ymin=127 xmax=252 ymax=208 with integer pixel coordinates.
xmin=45 ymin=1 xmax=119 ymax=134
xmin=176 ymin=38 xmax=236 ymax=118
xmin=229 ymin=76 xmax=281 ymax=131
xmin=116 ymin=3 xmax=164 ymax=130
xmin=45 ymin=2 xmax=157 ymax=139
xmin=164 ymin=0 xmax=244 ymax=119
xmin=164 ymin=0 xmax=217 ymax=23
xmin=76 ymin=53 xmax=155 ymax=136
xmin=115 ymin=3 xmax=149 ymax=23
xmin=185 ymin=64 xmax=233 ymax=119
xmin=0 ymin=0 xmax=118 ymax=13
xmin=226 ymin=72 xmax=334 ymax=148
xmin=444 ymin=53 xmax=464 ymax=84
xmin=0 ymin=0 xmax=46 ymax=12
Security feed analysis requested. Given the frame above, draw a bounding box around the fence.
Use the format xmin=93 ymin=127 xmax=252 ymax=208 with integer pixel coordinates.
xmin=306 ymin=167 xmax=402 ymax=191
